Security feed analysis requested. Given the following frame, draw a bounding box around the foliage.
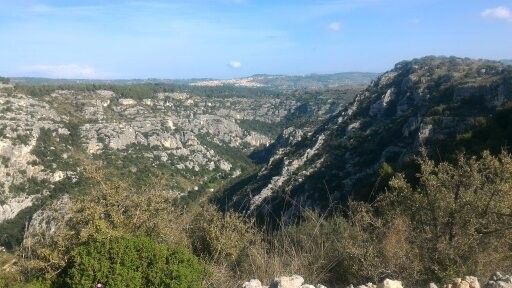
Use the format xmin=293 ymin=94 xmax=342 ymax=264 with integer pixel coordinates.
xmin=376 ymin=151 xmax=512 ymax=283
xmin=455 ymin=104 xmax=512 ymax=155
xmin=190 ymin=205 xmax=258 ymax=263
xmin=5 ymin=150 xmax=512 ymax=288
xmin=18 ymin=158 xmax=192 ymax=279
xmin=62 ymin=236 xmax=204 ymax=288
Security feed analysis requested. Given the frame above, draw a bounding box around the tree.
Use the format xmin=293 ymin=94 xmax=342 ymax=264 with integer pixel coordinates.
xmin=378 ymin=151 xmax=512 ymax=282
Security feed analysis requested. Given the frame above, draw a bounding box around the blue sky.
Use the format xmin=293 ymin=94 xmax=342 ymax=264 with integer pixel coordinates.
xmin=0 ymin=0 xmax=511 ymax=79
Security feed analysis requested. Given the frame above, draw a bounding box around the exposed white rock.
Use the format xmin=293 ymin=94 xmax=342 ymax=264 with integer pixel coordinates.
xmin=243 ymin=279 xmax=268 ymax=288
xmin=245 ymin=132 xmax=270 ymax=147
xmin=370 ymin=88 xmax=395 ymax=117
xmin=22 ymin=196 xmax=71 ymax=246
xmin=465 ymin=276 xmax=480 ymax=288
xmin=377 ymin=279 xmax=402 ymax=288
xmin=250 ymin=134 xmax=326 ymax=210
xmin=119 ymin=98 xmax=137 ymax=105
xmin=270 ymin=275 xmax=304 ymax=288
xmin=485 ymin=272 xmax=512 ymax=288
xmin=0 ymin=196 xmax=34 ymax=222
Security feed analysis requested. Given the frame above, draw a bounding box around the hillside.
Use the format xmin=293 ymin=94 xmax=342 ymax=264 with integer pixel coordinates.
xmin=0 ymin=82 xmax=361 ymax=249
xmin=220 ymin=56 xmax=512 ymax=221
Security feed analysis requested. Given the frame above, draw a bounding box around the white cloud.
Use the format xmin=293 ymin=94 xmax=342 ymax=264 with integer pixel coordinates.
xmin=21 ymin=64 xmax=97 ymax=78
xmin=328 ymin=21 xmax=342 ymax=32
xmin=481 ymin=6 xmax=512 ymax=22
xmin=228 ymin=61 xmax=242 ymax=69
xmin=410 ymin=18 xmax=421 ymax=24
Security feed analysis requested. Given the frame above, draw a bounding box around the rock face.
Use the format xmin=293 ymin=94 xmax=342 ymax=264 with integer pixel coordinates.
xmin=22 ymin=195 xmax=71 ymax=247
xmin=0 ymin=82 xmax=361 ymax=247
xmin=0 ymin=92 xmax=74 ymax=222
xmin=223 ymin=56 xmax=512 ymax=221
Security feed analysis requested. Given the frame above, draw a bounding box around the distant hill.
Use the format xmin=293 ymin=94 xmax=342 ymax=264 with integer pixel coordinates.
xmin=9 ymin=77 xmax=195 ymax=86
xmin=190 ymin=72 xmax=379 ymax=90
xmin=501 ymin=59 xmax=512 ymax=65
xmin=11 ymin=72 xmax=379 ymax=91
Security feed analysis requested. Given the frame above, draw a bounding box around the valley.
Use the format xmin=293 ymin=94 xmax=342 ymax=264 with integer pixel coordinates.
xmin=0 ymin=75 xmax=370 ymax=249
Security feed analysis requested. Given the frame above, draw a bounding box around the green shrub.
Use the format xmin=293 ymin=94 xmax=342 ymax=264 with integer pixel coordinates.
xmin=0 ymin=278 xmax=51 ymax=288
xmin=62 ymin=236 xmax=205 ymax=288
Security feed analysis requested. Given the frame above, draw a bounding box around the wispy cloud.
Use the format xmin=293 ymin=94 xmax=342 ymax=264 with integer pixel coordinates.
xmin=328 ymin=21 xmax=343 ymax=32
xmin=228 ymin=61 xmax=242 ymax=69
xmin=481 ymin=6 xmax=512 ymax=22
xmin=20 ymin=64 xmax=97 ymax=78
xmin=410 ymin=18 xmax=421 ymax=24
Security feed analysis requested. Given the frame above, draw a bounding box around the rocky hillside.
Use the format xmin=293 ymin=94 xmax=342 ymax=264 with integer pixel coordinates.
xmin=221 ymin=56 xmax=512 ymax=221
xmin=0 ymin=82 xmax=362 ymax=248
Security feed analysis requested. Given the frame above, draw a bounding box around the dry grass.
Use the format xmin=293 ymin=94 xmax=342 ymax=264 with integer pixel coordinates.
xmin=5 ymin=151 xmax=512 ymax=287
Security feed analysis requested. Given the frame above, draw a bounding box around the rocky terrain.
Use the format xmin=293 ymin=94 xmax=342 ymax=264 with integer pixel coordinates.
xmin=221 ymin=57 xmax=512 ymax=221
xmin=0 ymin=79 xmax=365 ymax=248
xmin=242 ymin=272 xmax=512 ymax=288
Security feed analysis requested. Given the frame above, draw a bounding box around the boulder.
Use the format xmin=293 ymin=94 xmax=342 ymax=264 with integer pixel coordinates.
xmin=464 ymin=276 xmax=480 ymax=288
xmin=484 ymin=272 xmax=512 ymax=288
xmin=356 ymin=283 xmax=377 ymax=288
xmin=270 ymin=275 xmax=305 ymax=288
xmin=449 ymin=278 xmax=470 ymax=288
xmin=243 ymin=279 xmax=267 ymax=288
xmin=378 ymin=279 xmax=403 ymax=288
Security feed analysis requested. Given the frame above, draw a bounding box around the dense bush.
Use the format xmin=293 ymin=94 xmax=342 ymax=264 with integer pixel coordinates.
xmin=376 ymin=151 xmax=512 ymax=283
xmin=62 ymin=236 xmax=204 ymax=288
xmin=190 ymin=205 xmax=258 ymax=263
xmin=17 ymin=158 xmax=195 ymax=278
